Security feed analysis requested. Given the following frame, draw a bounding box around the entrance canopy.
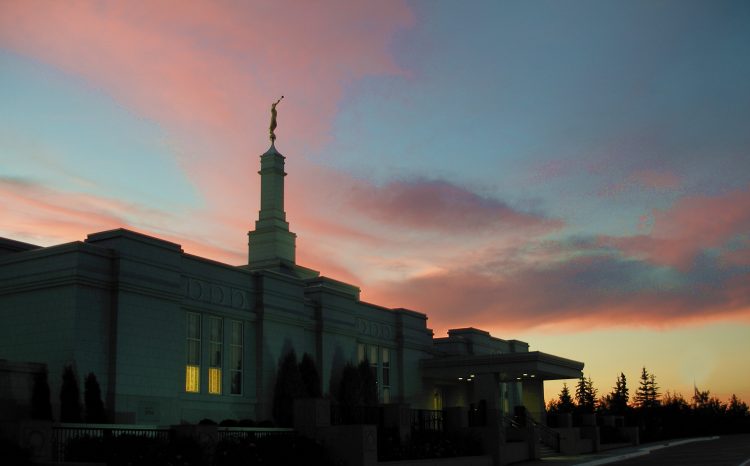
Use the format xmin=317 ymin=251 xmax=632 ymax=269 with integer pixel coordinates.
xmin=421 ymin=351 xmax=583 ymax=382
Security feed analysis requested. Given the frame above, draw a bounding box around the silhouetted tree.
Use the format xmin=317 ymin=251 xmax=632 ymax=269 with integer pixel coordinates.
xmin=60 ymin=365 xmax=82 ymax=422
xmin=299 ymin=353 xmax=322 ymax=398
xmin=557 ymin=383 xmax=575 ymax=413
xmin=357 ymin=360 xmax=378 ymax=406
xmin=84 ymin=373 xmax=106 ymax=423
xmin=692 ymin=386 xmax=725 ymax=414
xmin=272 ymin=350 xmax=303 ymax=427
xmin=726 ymin=394 xmax=750 ymax=433
xmin=727 ymin=394 xmax=749 ymax=417
xmin=634 ymin=367 xmax=660 ymax=409
xmin=575 ymin=375 xmax=597 ymax=413
xmin=662 ymin=391 xmax=689 ymax=411
xmin=31 ymin=369 xmax=53 ymax=420
xmin=609 ymin=372 xmax=629 ymax=415
xmin=337 ymin=362 xmax=363 ymax=409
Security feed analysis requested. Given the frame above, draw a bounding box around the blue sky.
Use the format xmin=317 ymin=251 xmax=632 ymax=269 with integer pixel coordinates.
xmin=1 ymin=0 xmax=749 ymax=402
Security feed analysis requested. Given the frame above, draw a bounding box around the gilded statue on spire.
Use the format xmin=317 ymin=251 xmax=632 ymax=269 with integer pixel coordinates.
xmin=269 ymin=96 xmax=284 ymax=142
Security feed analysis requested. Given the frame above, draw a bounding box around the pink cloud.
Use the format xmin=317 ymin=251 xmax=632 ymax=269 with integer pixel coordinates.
xmin=0 ymin=0 xmax=417 ymax=276
xmin=600 ymin=186 xmax=750 ymax=269
xmin=0 ymin=177 xmax=243 ymax=263
xmin=365 ymin=252 xmax=750 ymax=336
xmin=629 ymin=169 xmax=681 ymax=190
xmin=347 ymin=179 xmax=563 ymax=235
xmin=0 ymin=0 xmax=414 ymax=223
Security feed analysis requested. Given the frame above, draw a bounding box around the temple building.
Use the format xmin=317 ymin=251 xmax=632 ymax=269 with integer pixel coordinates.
xmin=0 ymin=138 xmax=583 ymax=425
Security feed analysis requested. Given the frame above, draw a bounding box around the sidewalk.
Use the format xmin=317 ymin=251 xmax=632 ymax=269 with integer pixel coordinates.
xmin=521 ymin=436 xmax=720 ymax=466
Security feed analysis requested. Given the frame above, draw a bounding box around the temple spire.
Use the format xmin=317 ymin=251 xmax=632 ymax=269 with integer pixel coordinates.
xmin=247 ymin=98 xmax=296 ymax=268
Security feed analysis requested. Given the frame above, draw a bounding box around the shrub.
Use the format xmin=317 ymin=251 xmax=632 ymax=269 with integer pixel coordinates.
xmin=272 ymin=350 xmax=303 ymax=427
xmin=60 ymin=365 xmax=82 ymax=422
xmin=299 ymin=352 xmax=322 ymax=398
xmin=30 ymin=369 xmax=53 ymax=421
xmin=84 ymin=372 xmax=106 ymax=423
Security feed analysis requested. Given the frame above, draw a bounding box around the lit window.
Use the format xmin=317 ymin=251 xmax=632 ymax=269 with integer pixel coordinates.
xmin=229 ymin=321 xmax=243 ymax=395
xmin=186 ymin=365 xmax=199 ymax=393
xmin=208 ymin=317 xmax=222 ymax=395
xmin=186 ymin=313 xmax=201 ymax=392
xmin=209 ymin=367 xmax=221 ymax=394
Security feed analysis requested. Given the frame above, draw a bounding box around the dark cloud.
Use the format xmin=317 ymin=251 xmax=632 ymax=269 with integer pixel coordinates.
xmin=368 ymin=236 xmax=750 ymax=334
xmin=347 ymin=178 xmax=562 ymax=235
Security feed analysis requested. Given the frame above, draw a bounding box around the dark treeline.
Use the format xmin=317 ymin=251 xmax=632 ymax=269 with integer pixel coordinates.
xmin=547 ymin=367 xmax=750 ymax=441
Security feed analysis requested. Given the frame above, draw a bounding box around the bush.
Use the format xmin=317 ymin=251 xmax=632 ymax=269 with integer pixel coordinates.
xmin=84 ymin=372 xmax=106 ymax=423
xmin=378 ymin=429 xmax=483 ymax=461
xmin=65 ymin=434 xmax=206 ymax=466
xmin=31 ymin=369 xmax=53 ymax=421
xmin=60 ymin=365 xmax=82 ymax=422
xmin=299 ymin=353 xmax=322 ymax=398
xmin=214 ymin=435 xmax=334 ymax=466
xmin=272 ymin=350 xmax=303 ymax=427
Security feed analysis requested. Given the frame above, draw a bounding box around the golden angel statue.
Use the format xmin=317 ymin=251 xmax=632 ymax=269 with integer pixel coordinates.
xmin=269 ymin=96 xmax=284 ymax=142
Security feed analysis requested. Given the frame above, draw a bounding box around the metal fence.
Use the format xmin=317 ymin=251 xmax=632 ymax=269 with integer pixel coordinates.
xmin=216 ymin=426 xmax=295 ymax=442
xmin=411 ymin=409 xmax=444 ymax=432
xmin=52 ymin=423 xmax=169 ymax=461
xmin=52 ymin=423 xmax=296 ymax=461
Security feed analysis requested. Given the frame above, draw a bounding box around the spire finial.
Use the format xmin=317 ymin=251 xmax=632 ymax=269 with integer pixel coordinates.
xmin=269 ymin=96 xmax=284 ymax=143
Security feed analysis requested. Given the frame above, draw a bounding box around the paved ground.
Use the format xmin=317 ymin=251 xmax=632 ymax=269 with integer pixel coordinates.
xmin=522 ymin=434 xmax=750 ymax=466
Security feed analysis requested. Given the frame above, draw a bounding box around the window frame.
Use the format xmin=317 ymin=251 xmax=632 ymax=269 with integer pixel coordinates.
xmin=185 ymin=312 xmax=201 ymax=393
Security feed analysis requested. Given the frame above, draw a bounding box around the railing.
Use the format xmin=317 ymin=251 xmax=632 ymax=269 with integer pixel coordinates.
xmin=411 ymin=409 xmax=443 ymax=432
xmin=52 ymin=423 xmax=298 ymax=461
xmin=217 ymin=426 xmax=295 ymax=441
xmin=502 ymin=415 xmax=523 ymax=429
xmin=528 ymin=417 xmax=560 ymax=452
xmin=52 ymin=423 xmax=169 ymax=461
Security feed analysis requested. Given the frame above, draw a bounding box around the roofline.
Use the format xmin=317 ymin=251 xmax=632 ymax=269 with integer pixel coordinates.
xmin=421 ymin=351 xmax=584 ymax=371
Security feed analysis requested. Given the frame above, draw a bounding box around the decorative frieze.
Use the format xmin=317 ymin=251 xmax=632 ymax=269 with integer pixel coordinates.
xmin=184 ymin=277 xmax=250 ymax=310
xmin=356 ymin=317 xmax=393 ymax=340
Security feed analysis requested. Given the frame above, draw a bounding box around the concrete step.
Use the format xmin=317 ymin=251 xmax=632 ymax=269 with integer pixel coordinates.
xmin=538 ymin=443 xmax=558 ymax=458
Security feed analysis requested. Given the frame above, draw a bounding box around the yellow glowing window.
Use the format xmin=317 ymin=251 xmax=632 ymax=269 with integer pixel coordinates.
xmin=209 ymin=367 xmax=222 ymax=394
xmin=185 ymin=365 xmax=200 ymax=393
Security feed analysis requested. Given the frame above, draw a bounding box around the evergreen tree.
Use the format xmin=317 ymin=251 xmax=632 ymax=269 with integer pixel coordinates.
xmin=31 ymin=369 xmax=53 ymax=420
xmin=575 ymin=375 xmax=597 ymax=413
xmin=298 ymin=353 xmax=322 ymax=398
xmin=557 ymin=383 xmax=575 ymax=413
xmin=84 ymin=372 xmax=106 ymax=423
xmin=648 ymin=373 xmax=660 ymax=406
xmin=60 ymin=365 xmax=82 ymax=422
xmin=272 ymin=350 xmax=303 ymax=427
xmin=338 ymin=362 xmax=363 ymax=408
xmin=610 ymin=372 xmax=629 ymax=415
xmin=357 ymin=360 xmax=378 ymax=406
xmin=601 ymin=372 xmax=629 ymax=415
xmin=634 ymin=367 xmax=660 ymax=409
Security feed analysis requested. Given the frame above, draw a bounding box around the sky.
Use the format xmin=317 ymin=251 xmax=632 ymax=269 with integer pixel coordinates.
xmin=1 ymin=0 xmax=749 ymax=404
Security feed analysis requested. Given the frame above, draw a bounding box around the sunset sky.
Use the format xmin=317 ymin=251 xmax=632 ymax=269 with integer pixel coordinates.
xmin=2 ymin=0 xmax=749 ymax=403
